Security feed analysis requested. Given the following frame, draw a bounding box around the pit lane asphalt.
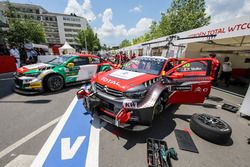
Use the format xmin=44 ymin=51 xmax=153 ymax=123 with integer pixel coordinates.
xmin=99 ymin=89 xmax=250 ymax=167
xmin=0 ymin=72 xmax=81 ymax=166
xmin=1 ymin=72 xmax=250 ymax=167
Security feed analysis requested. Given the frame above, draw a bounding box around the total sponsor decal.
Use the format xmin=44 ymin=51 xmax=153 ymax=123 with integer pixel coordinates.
xmin=190 ymin=21 xmax=250 ymax=37
xmin=109 ymin=70 xmax=144 ymax=80
xmin=100 ymin=77 xmax=121 ymax=87
xmin=31 ymin=97 xmax=100 ymax=167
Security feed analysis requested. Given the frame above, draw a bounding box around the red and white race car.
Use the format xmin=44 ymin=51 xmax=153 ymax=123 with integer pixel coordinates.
xmin=77 ymin=56 xmax=216 ymax=130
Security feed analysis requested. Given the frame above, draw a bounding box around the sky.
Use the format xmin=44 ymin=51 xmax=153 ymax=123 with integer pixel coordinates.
xmin=5 ymin=0 xmax=250 ymax=46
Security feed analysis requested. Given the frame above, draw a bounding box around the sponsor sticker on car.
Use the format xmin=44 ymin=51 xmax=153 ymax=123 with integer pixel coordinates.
xmin=109 ymin=70 xmax=144 ymax=80
xmin=170 ymin=85 xmax=192 ymax=91
xmin=123 ymin=99 xmax=138 ymax=109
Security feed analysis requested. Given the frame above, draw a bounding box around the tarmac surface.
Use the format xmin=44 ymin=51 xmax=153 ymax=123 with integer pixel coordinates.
xmin=0 ymin=72 xmax=81 ymax=166
xmin=99 ymin=89 xmax=250 ymax=167
xmin=0 ymin=72 xmax=250 ymax=167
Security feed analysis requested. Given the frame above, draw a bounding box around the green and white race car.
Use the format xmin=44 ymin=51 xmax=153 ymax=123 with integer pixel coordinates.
xmin=14 ymin=54 xmax=113 ymax=94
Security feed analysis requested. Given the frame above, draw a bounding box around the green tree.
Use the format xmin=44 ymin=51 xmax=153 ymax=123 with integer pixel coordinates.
xmin=119 ymin=39 xmax=131 ymax=48
xmin=4 ymin=1 xmax=16 ymax=18
xmin=0 ymin=28 xmax=7 ymax=44
xmin=130 ymin=0 xmax=211 ymax=44
xmin=148 ymin=21 xmax=162 ymax=39
xmin=75 ymin=25 xmax=101 ymax=51
xmin=7 ymin=19 xmax=46 ymax=46
xmin=132 ymin=36 xmax=145 ymax=45
xmin=159 ymin=0 xmax=210 ymax=36
xmin=117 ymin=0 xmax=211 ymax=47
xmin=4 ymin=1 xmax=46 ymax=46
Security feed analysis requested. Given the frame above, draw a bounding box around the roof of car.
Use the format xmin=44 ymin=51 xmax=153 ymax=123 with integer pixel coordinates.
xmin=66 ymin=53 xmax=99 ymax=58
xmin=141 ymin=56 xmax=168 ymax=60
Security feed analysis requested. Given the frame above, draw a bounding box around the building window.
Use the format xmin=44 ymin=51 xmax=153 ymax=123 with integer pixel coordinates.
xmin=65 ymin=34 xmax=77 ymax=37
xmin=64 ymin=23 xmax=81 ymax=27
xmin=64 ymin=28 xmax=79 ymax=32
xmin=66 ymin=38 xmax=74 ymax=42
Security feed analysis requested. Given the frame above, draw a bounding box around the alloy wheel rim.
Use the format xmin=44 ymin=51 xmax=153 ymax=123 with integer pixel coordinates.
xmin=51 ymin=77 xmax=61 ymax=90
xmin=198 ymin=114 xmax=229 ymax=131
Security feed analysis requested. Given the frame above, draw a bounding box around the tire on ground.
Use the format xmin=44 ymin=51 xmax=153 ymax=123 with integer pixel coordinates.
xmin=190 ymin=113 xmax=232 ymax=144
xmin=46 ymin=74 xmax=64 ymax=92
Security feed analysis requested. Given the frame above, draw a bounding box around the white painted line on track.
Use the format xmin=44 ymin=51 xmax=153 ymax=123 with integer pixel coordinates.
xmin=5 ymin=154 xmax=35 ymax=167
xmin=0 ymin=117 xmax=61 ymax=159
xmin=85 ymin=117 xmax=101 ymax=167
xmin=0 ymin=78 xmax=14 ymax=81
xmin=31 ymin=96 xmax=78 ymax=167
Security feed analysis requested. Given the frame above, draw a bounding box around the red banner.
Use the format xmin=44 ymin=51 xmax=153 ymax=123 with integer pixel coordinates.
xmin=0 ymin=56 xmax=17 ymax=73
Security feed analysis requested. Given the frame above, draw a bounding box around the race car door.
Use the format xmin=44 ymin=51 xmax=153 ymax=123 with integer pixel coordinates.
xmin=74 ymin=57 xmax=98 ymax=81
xmin=166 ymin=58 xmax=213 ymax=104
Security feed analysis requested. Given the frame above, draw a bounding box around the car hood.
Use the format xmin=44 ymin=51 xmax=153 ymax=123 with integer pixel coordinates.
xmin=95 ymin=69 xmax=158 ymax=92
xmin=17 ymin=63 xmax=54 ymax=74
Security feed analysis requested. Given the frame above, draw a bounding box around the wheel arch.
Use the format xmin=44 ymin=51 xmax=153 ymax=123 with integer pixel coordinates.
xmin=42 ymin=72 xmax=65 ymax=90
xmin=138 ymin=81 xmax=169 ymax=109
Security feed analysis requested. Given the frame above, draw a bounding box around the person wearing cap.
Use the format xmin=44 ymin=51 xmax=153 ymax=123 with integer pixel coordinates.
xmin=209 ymin=53 xmax=220 ymax=86
xmin=9 ymin=44 xmax=21 ymax=68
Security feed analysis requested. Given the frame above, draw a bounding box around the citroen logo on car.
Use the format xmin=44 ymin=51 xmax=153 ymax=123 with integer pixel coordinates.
xmin=104 ymin=85 xmax=108 ymax=92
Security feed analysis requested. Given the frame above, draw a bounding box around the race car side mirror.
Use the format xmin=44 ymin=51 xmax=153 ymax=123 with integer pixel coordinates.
xmin=169 ymin=72 xmax=184 ymax=79
xmin=67 ymin=62 xmax=74 ymax=68
xmin=161 ymin=70 xmax=166 ymax=76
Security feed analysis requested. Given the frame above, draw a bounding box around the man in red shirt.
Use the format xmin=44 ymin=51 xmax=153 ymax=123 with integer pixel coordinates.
xmin=131 ymin=53 xmax=136 ymax=59
xmin=209 ymin=53 xmax=220 ymax=86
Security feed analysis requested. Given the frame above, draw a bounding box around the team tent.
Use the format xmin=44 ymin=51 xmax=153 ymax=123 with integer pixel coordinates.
xmin=58 ymin=42 xmax=76 ymax=55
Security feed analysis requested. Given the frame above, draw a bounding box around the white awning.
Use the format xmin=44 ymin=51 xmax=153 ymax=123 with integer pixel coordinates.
xmin=58 ymin=42 xmax=76 ymax=55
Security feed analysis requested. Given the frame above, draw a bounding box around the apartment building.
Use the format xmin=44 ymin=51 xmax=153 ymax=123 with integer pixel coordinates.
xmin=0 ymin=1 xmax=87 ymax=47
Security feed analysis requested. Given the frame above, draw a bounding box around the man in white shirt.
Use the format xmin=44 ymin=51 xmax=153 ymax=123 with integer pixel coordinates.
xmin=9 ymin=44 xmax=20 ymax=68
xmin=220 ymin=56 xmax=232 ymax=87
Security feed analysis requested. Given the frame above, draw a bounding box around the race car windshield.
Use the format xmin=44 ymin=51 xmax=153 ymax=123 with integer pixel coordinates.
xmin=122 ymin=57 xmax=165 ymax=75
xmin=48 ymin=56 xmax=72 ymax=65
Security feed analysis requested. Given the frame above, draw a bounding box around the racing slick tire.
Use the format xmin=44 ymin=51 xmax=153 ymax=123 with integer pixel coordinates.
xmin=46 ymin=75 xmax=64 ymax=92
xmin=153 ymin=97 xmax=165 ymax=116
xmin=190 ymin=113 xmax=232 ymax=144
xmin=153 ymin=92 xmax=168 ymax=116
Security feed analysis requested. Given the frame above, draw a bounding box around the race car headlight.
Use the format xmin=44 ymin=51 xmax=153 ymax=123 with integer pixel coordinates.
xmin=24 ymin=72 xmax=41 ymax=77
xmin=123 ymin=85 xmax=148 ymax=99
xmin=81 ymin=83 xmax=95 ymax=94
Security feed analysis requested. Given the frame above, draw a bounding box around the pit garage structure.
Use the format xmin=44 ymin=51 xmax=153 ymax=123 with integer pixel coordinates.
xmin=119 ymin=16 xmax=250 ymax=116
